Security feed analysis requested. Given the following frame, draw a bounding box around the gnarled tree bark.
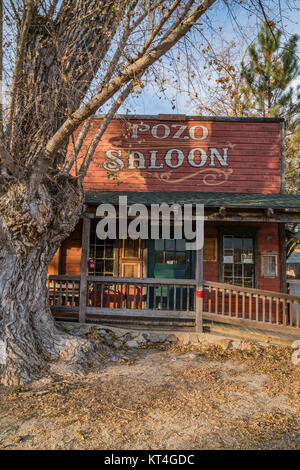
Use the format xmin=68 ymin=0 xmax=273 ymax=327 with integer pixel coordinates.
xmin=0 ymin=176 xmax=101 ymax=385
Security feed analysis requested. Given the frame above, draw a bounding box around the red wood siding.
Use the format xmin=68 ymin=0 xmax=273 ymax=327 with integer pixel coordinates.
xmin=49 ymin=220 xmax=282 ymax=292
xmin=71 ymin=117 xmax=281 ymax=194
xmin=48 ymin=249 xmax=60 ymax=275
xmin=59 ymin=221 xmax=82 ymax=275
xmin=203 ymin=222 xmax=281 ymax=292
xmin=258 ymin=223 xmax=281 ymax=292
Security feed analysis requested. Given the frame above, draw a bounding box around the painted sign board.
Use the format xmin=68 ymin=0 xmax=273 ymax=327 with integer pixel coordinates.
xmin=73 ymin=115 xmax=281 ymax=194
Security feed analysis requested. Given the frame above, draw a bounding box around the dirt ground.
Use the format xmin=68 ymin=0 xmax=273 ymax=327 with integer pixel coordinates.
xmin=0 ymin=342 xmax=299 ymax=450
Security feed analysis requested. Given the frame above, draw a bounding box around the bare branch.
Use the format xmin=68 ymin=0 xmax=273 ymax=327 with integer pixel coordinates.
xmin=61 ymin=115 xmax=94 ymax=176
xmin=135 ymin=0 xmax=182 ymax=59
xmin=45 ymin=0 xmax=216 ymax=165
xmin=0 ymin=138 xmax=16 ymax=174
xmin=78 ymin=76 xmax=141 ymax=179
xmin=6 ymin=0 xmax=35 ymax=148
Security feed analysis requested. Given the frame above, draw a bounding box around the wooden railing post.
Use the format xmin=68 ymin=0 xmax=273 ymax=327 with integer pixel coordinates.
xmin=195 ymin=247 xmax=203 ymax=332
xmin=79 ymin=215 xmax=91 ymax=323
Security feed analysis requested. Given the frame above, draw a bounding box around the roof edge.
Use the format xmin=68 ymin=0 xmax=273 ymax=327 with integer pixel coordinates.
xmin=93 ymin=114 xmax=285 ymax=123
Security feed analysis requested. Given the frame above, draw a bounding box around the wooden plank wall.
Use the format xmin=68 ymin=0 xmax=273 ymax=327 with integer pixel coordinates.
xmin=69 ymin=117 xmax=281 ymax=194
xmin=59 ymin=220 xmax=82 ymax=275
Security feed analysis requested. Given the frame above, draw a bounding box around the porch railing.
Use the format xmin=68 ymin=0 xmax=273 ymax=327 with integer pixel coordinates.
xmin=48 ymin=275 xmax=300 ymax=332
xmin=203 ymin=280 xmax=300 ymax=329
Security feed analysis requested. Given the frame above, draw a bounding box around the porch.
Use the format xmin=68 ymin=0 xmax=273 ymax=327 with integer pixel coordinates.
xmin=48 ymin=191 xmax=300 ymax=336
xmin=48 ymin=275 xmax=300 ymax=335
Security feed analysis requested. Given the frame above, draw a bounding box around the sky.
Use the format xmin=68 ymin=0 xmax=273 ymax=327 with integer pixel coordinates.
xmin=117 ymin=0 xmax=300 ymax=116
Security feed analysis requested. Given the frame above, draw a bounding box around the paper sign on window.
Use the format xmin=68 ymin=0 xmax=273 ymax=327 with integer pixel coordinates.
xmin=241 ymin=253 xmax=253 ymax=264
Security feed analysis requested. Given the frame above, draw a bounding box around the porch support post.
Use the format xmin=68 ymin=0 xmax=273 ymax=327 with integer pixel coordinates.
xmin=79 ymin=215 xmax=91 ymax=323
xmin=279 ymin=223 xmax=287 ymax=293
xmin=195 ymin=246 xmax=203 ymax=332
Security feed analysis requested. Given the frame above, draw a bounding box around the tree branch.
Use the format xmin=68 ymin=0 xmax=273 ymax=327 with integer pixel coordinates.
xmin=0 ymin=138 xmax=17 ymax=175
xmin=61 ymin=115 xmax=94 ymax=176
xmin=6 ymin=0 xmax=35 ymax=148
xmin=45 ymin=0 xmax=216 ymax=165
xmin=78 ymin=76 xmax=141 ymax=179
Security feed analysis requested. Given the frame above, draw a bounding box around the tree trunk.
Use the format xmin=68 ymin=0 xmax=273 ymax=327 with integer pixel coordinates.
xmin=0 ymin=176 xmax=100 ymax=386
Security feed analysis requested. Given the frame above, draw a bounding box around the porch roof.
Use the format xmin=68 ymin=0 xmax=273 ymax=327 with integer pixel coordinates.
xmin=85 ymin=191 xmax=300 ymax=210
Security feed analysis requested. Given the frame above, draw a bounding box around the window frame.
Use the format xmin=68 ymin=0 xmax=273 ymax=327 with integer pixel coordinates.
xmin=261 ymin=253 xmax=278 ymax=278
xmin=203 ymin=236 xmax=217 ymax=262
xmin=218 ymin=226 xmax=258 ymax=288
xmin=89 ymin=220 xmax=119 ymax=276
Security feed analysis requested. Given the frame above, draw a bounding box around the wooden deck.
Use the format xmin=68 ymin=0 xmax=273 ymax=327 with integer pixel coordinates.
xmin=48 ymin=275 xmax=300 ymax=334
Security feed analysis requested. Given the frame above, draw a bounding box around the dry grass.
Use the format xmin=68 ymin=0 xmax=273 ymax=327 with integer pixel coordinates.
xmin=0 ymin=343 xmax=299 ymax=450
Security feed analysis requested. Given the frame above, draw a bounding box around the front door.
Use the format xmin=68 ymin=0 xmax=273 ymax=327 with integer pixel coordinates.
xmin=147 ymin=239 xmax=193 ymax=310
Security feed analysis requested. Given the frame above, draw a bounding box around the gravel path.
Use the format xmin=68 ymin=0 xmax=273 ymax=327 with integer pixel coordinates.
xmin=0 ymin=343 xmax=299 ymax=450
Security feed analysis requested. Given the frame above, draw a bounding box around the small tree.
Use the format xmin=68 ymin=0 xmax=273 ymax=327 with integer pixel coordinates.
xmin=241 ymin=21 xmax=300 ymax=194
xmin=177 ymin=20 xmax=300 ymax=190
xmin=241 ymin=21 xmax=300 ymax=121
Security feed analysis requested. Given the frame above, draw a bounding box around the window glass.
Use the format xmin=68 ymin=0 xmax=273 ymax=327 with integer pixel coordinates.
xmin=176 ymin=252 xmax=186 ymax=264
xmin=154 ymin=239 xmax=187 ymax=266
xmin=224 ymin=264 xmax=233 ymax=277
xmin=155 ymin=251 xmax=164 ymax=264
xmin=224 ymin=236 xmax=233 ymax=249
xmin=243 ymin=238 xmax=253 ymax=249
xmin=223 ymin=235 xmax=254 ymax=287
xmin=165 ymin=239 xmax=175 ymax=251
xmin=262 ymin=255 xmax=277 ymax=277
xmin=89 ymin=221 xmax=116 ymax=276
xmin=123 ymin=239 xmax=139 ymax=258
xmin=176 ymin=239 xmax=186 ymax=251
xmin=155 ymin=239 xmax=164 ymax=251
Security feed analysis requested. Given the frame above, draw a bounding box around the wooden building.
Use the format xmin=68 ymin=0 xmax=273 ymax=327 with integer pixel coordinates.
xmin=48 ymin=115 xmax=300 ymax=333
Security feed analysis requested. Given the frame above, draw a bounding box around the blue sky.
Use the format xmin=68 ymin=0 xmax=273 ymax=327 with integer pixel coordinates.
xmin=118 ymin=1 xmax=300 ymax=116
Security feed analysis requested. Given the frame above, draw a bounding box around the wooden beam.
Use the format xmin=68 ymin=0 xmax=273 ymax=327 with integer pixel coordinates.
xmin=279 ymin=223 xmax=287 ymax=293
xmin=206 ymin=214 xmax=300 ymax=223
xmin=195 ymin=242 xmax=203 ymax=333
xmin=280 ymin=121 xmax=286 ymax=194
xmin=79 ymin=216 xmax=91 ymax=323
xmin=203 ymin=312 xmax=299 ymax=337
xmin=86 ymin=307 xmax=195 ymax=319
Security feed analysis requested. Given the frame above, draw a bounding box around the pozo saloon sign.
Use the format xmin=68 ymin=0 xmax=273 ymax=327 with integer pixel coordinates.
xmin=102 ymin=123 xmax=233 ymax=185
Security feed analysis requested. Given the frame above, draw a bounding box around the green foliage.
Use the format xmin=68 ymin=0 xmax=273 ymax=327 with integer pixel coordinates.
xmin=241 ymin=21 xmax=300 ymax=122
xmin=285 ymin=127 xmax=300 ymax=194
xmin=88 ymin=325 xmax=100 ymax=339
xmin=241 ymin=21 xmax=300 ymax=192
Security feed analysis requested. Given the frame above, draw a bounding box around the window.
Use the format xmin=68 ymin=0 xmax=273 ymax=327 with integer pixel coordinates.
xmin=89 ymin=222 xmax=117 ymax=276
xmin=261 ymin=254 xmax=277 ymax=278
xmin=223 ymin=235 xmax=254 ymax=287
xmin=154 ymin=239 xmax=186 ymax=265
xmin=203 ymin=237 xmax=217 ymax=262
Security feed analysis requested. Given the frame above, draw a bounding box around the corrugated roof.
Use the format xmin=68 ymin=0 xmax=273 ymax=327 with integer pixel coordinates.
xmin=85 ymin=191 xmax=300 ymax=209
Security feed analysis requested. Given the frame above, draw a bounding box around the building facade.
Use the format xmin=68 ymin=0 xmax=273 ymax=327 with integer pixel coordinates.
xmin=49 ymin=115 xmax=300 ymax=291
